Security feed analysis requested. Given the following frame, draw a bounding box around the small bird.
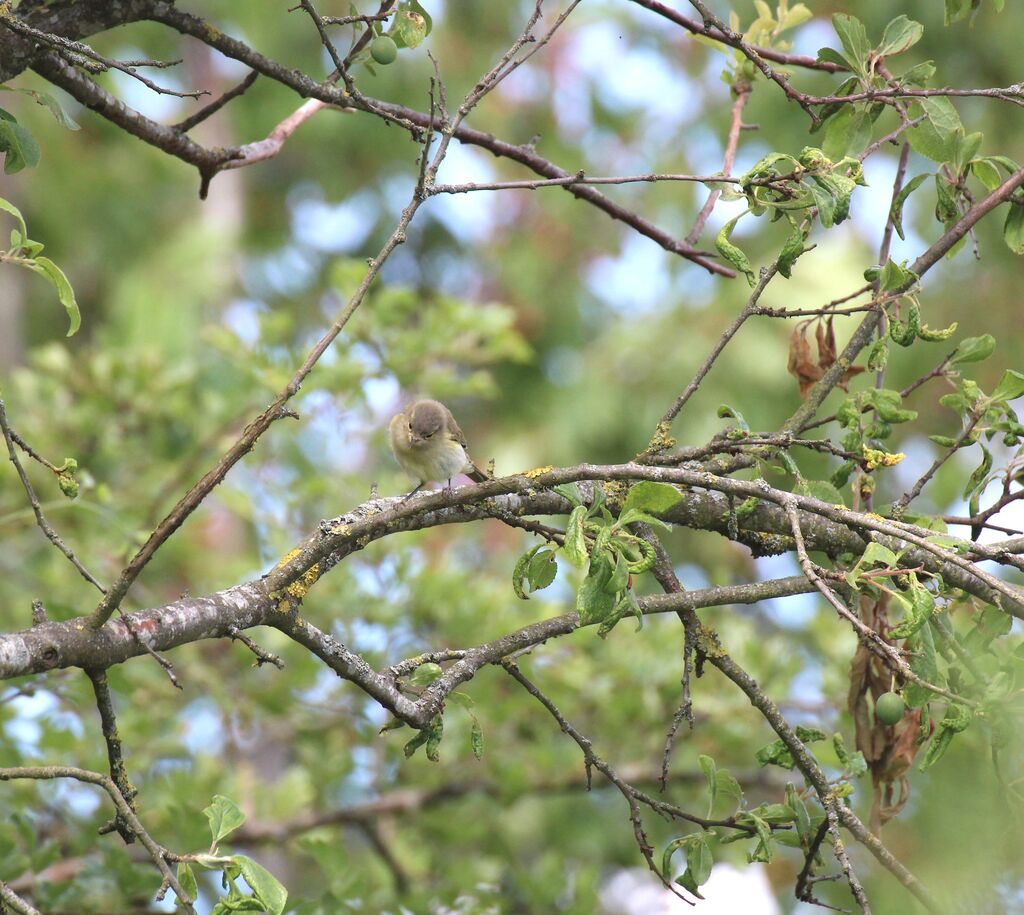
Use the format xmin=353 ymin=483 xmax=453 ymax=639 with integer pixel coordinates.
xmin=389 ymin=399 xmax=489 ymax=499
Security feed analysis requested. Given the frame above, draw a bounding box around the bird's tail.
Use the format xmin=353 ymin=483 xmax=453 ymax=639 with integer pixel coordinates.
xmin=467 ymin=463 xmax=490 ymax=483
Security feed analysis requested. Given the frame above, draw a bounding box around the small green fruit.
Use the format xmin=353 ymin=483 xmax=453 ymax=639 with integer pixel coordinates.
xmin=875 ymin=691 xmax=905 ymax=726
xmin=370 ymin=36 xmax=398 ymax=65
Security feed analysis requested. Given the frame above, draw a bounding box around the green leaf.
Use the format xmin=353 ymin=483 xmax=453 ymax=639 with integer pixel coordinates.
xmin=717 ymin=403 xmax=751 ymax=431
xmin=405 ymin=0 xmax=432 ymax=35
xmin=392 ymin=6 xmax=428 ymax=48
xmin=867 ymin=337 xmax=889 ymax=371
xmin=410 ymin=662 xmax=443 ymax=686
xmin=867 ymin=387 xmax=917 ymax=423
xmin=232 ymin=855 xmax=288 ymax=915
xmin=808 ymin=179 xmax=836 ymax=228
xmin=743 ymin=811 xmax=774 ymax=863
xmin=527 ymin=549 xmax=558 ymax=593
xmin=889 ymin=302 xmax=920 ymax=347
xmin=903 ymin=622 xmax=942 ymax=708
xmin=786 ymin=783 xmax=812 ymax=840
xmin=576 ymin=556 xmax=617 ymax=625
xmin=512 ymin=544 xmax=543 ymax=599
xmin=944 ymin=0 xmax=973 ymax=25
xmin=446 ymin=690 xmax=474 ymax=709
xmin=992 ymin=369 xmax=1024 ymax=402
xmin=811 ymin=76 xmax=859 ymax=132
xmin=5 ymin=87 xmax=80 ymax=130
xmin=821 ymin=105 xmax=853 ymax=160
xmin=776 ymin=222 xmax=808 ymax=278
xmin=602 ymin=549 xmax=630 ymax=595
xmin=971 ymin=158 xmax=1003 ymax=191
xmin=662 ymin=837 xmax=688 ymax=883
xmin=716 ymin=769 xmax=743 ymax=815
xmin=889 ymin=172 xmax=929 ymax=240
xmin=962 ymin=444 xmax=993 ymax=500
xmin=953 ymin=131 xmax=983 ymax=173
xmin=1003 ymin=203 xmax=1024 ymax=255
xmin=616 ymin=509 xmax=671 ymax=530
xmin=553 ymin=482 xmax=582 ymax=506
xmin=699 ymin=754 xmax=718 ymax=811
xmin=920 ymin=705 xmax=973 ymax=771
xmin=901 ymin=60 xmax=936 ymax=87
xmin=890 ymin=578 xmax=935 ymax=639
xmin=917 ymin=319 xmax=958 ymax=342
xmin=953 ymin=334 xmax=996 ymax=364
xmin=562 ymin=505 xmax=589 ymax=567
xmin=750 ymin=802 xmax=797 ymax=825
xmin=0 ymin=119 xmax=40 ymax=173
xmin=403 ymin=729 xmax=429 ymax=758
xmin=0 ymin=195 xmax=28 ymax=242
xmin=816 ymin=46 xmax=852 ymax=71
xmin=425 ymin=715 xmax=444 ymax=761
xmin=832 ymin=732 xmax=850 ymax=767
xmin=878 ymin=16 xmax=924 ymax=57
xmin=24 ymin=256 xmax=81 ymax=336
xmin=681 ymin=833 xmax=713 ymax=889
xmin=621 ymin=481 xmax=683 ymax=518
xmin=204 ymin=796 xmax=246 ymax=846
xmin=879 ymin=258 xmax=918 ymax=293
xmin=934 ymin=174 xmax=959 ymax=223
xmin=176 ymin=863 xmax=198 ymax=904
xmin=755 ymin=727 xmax=826 ymax=769
xmin=794 ymin=478 xmax=844 ymax=505
xmin=812 ymin=173 xmax=856 ymax=225
xmin=907 ymin=98 xmax=963 ymax=163
xmin=715 ymin=214 xmax=756 ymax=286
xmin=861 ymin=542 xmax=897 ymax=568
xmin=831 ymin=14 xmax=870 ymax=75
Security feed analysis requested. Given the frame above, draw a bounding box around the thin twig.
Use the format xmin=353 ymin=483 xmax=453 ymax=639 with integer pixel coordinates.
xmin=0 ymin=398 xmax=105 ymax=593
xmin=227 ymin=626 xmax=285 ymax=668
xmin=685 ymin=84 xmax=750 ymax=245
xmin=502 ymin=660 xmax=696 ymax=904
xmin=86 ymin=668 xmax=137 ymax=843
xmin=649 ymin=262 xmax=779 ymax=443
xmin=892 ymin=409 xmax=983 ymax=518
xmin=173 ymin=69 xmax=259 ymax=132
xmin=0 ymin=14 xmax=206 ymax=98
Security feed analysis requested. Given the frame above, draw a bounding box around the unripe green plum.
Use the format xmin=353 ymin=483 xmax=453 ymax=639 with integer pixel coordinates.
xmin=875 ymin=691 xmax=904 ymax=726
xmin=371 ymin=36 xmax=398 ymax=65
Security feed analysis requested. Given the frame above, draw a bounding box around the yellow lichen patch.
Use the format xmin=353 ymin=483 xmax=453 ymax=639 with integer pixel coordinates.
xmin=273 ymin=548 xmax=303 ymax=571
xmin=330 ymin=523 xmax=351 ymax=536
xmin=285 ymin=562 xmax=322 ymax=601
xmin=522 ymin=466 xmax=555 ymax=478
xmin=603 ymin=480 xmax=629 ymax=508
xmin=643 ymin=421 xmax=677 ymax=455
xmin=695 ymin=624 xmax=726 ymax=659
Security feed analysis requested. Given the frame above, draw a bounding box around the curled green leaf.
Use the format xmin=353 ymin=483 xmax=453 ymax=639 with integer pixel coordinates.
xmin=715 ymin=214 xmax=756 ymax=286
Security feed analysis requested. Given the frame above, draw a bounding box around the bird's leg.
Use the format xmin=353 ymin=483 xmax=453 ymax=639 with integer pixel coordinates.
xmin=402 ymin=482 xmax=424 ymax=502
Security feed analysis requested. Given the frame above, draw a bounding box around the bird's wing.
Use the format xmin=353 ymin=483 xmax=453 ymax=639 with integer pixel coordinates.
xmin=446 ymin=410 xmax=470 ymax=449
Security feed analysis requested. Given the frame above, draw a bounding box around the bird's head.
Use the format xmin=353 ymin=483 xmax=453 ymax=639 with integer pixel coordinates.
xmin=407 ymin=400 xmax=446 ymax=447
